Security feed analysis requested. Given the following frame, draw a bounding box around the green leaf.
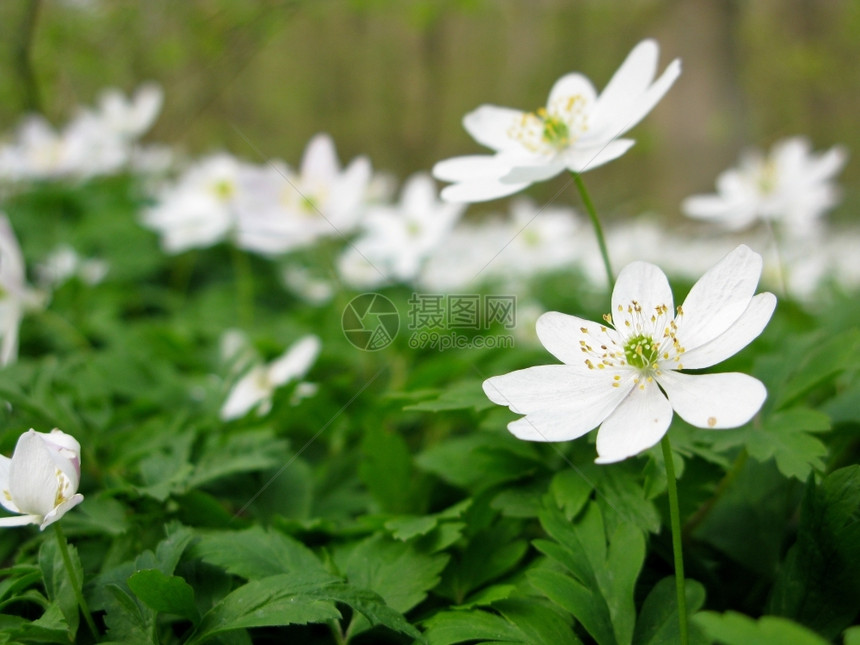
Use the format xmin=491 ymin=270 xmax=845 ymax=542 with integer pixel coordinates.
xmin=844 ymin=626 xmax=860 ymax=645
xmin=386 ymin=514 xmax=438 ymax=540
xmin=424 ymin=599 xmax=582 ymax=645
xmin=360 ymin=425 xmax=420 ymax=513
xmin=532 ymin=502 xmax=645 ymax=645
xmin=404 ymin=380 xmax=496 ymax=412
xmin=633 ymin=577 xmax=707 ymax=645
xmin=38 ymin=537 xmax=80 ymax=637
xmin=768 ymin=466 xmax=860 ymax=638
xmin=712 ymin=407 xmax=829 ymax=480
xmin=187 ymin=429 xmax=288 ymax=489
xmin=693 ymin=612 xmax=831 ymax=645
xmin=334 ymin=533 xmax=448 ymax=613
xmin=189 ymin=572 xmax=342 ymax=644
xmin=772 ymin=328 xmax=860 ymax=409
xmin=189 ymin=572 xmax=422 ymax=644
xmin=549 ymin=469 xmax=593 ymax=520
xmin=128 ymin=569 xmax=198 ymax=623
xmin=194 ymin=526 xmax=327 ymax=580
xmin=416 ymin=434 xmax=541 ymax=492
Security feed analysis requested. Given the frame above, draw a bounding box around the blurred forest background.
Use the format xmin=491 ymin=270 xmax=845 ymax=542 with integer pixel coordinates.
xmin=1 ymin=0 xmax=858 ymax=223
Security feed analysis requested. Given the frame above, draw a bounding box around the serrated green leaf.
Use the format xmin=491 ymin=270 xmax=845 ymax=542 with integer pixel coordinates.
xmin=386 ymin=514 xmax=438 ymax=540
xmin=194 ymin=525 xmax=327 ymax=580
xmin=404 ymin=380 xmax=496 ymax=412
xmin=768 ymin=466 xmax=860 ymax=638
xmin=693 ymin=611 xmax=830 ymax=645
xmin=128 ymin=569 xmax=198 ymax=622
xmin=633 ymin=577 xmax=707 ymax=645
xmin=187 ymin=429 xmax=288 ymax=489
xmin=38 ymin=537 xmax=80 ymax=637
xmin=550 ymin=469 xmax=593 ymax=520
xmin=533 ymin=502 xmax=645 ymax=645
xmin=360 ymin=425 xmax=420 ymax=513
xmin=334 ymin=533 xmax=448 ymax=613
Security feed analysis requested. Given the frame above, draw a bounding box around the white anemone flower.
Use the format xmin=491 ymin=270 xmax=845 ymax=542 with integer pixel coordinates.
xmin=483 ymin=245 xmax=776 ymax=464
xmin=0 ymin=215 xmax=43 ymax=366
xmin=433 ymin=39 xmax=680 ymax=202
xmin=682 ymin=137 xmax=847 ymax=236
xmin=220 ymin=335 xmax=321 ymax=421
xmin=234 ymin=134 xmax=372 ymax=255
xmin=0 ymin=429 xmax=84 ymax=530
xmin=339 ymin=173 xmax=464 ymax=287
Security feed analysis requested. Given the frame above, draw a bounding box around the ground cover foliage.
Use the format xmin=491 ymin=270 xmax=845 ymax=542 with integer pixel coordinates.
xmin=0 ymin=166 xmax=856 ymax=644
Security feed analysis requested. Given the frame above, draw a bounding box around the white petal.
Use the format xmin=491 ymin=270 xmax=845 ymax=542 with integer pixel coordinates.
xmin=594 ymin=379 xmax=673 ymax=463
xmin=439 ymin=178 xmax=529 ymax=203
xmin=681 ymin=292 xmax=776 ymax=369
xmin=657 ymin=370 xmax=766 ymax=429
xmin=8 ymin=431 xmax=62 ymax=517
xmin=535 ymin=311 xmax=617 ymax=368
xmin=432 ymin=155 xmax=508 ymax=182
xmin=268 ymin=335 xmax=321 ymax=385
xmin=676 ymin=245 xmax=763 ymax=352
xmin=607 ymin=58 xmax=681 ymax=136
xmin=563 ymin=138 xmax=636 ymax=173
xmin=0 ymin=514 xmax=41 ymax=527
xmin=220 ymin=368 xmax=269 ymax=421
xmin=591 ymin=40 xmax=659 ymax=130
xmin=39 ymin=493 xmax=84 ymax=530
xmin=301 ymin=133 xmax=339 ymax=183
xmin=547 ymin=73 xmax=598 ymax=110
xmin=483 ymin=365 xmax=632 ymax=442
xmin=463 ymin=105 xmax=526 ymax=152
xmin=500 ymin=160 xmax=565 ymax=184
xmin=0 ymin=455 xmax=20 ymax=514
xmin=611 ymin=260 xmax=674 ymax=331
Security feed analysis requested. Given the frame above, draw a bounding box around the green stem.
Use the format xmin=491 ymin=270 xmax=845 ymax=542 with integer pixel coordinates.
xmin=661 ymin=435 xmax=688 ymax=645
xmin=230 ymin=244 xmax=254 ymax=327
xmin=53 ymin=523 xmax=98 ymax=640
xmin=571 ymin=172 xmax=613 ymax=287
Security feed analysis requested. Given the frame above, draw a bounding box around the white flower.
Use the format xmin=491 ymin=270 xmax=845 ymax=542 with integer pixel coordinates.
xmin=37 ymin=245 xmax=109 ymax=288
xmin=682 ymin=137 xmax=848 ymax=236
xmin=483 ymin=245 xmax=776 ymax=463
xmin=0 ymin=215 xmax=42 ymax=366
xmin=433 ymin=39 xmax=680 ymax=202
xmin=234 ymin=134 xmax=371 ymax=255
xmin=0 ymin=429 xmax=84 ymax=530
xmin=142 ymin=153 xmax=248 ymax=253
xmin=220 ymin=335 xmax=321 ymax=421
xmin=339 ymin=172 xmax=464 ymax=287
xmin=93 ymin=83 xmax=163 ymax=141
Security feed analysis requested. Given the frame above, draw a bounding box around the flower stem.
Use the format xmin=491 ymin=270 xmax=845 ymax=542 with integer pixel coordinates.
xmin=571 ymin=172 xmax=614 ymax=287
xmin=230 ymin=244 xmax=254 ymax=328
xmin=661 ymin=435 xmax=688 ymax=645
xmin=53 ymin=523 xmax=98 ymax=639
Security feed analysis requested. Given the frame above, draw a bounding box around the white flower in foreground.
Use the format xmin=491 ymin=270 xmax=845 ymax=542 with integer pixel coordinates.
xmin=483 ymin=245 xmax=776 ymax=463
xmin=682 ymin=137 xmax=847 ymax=236
xmin=339 ymin=173 xmax=464 ymax=287
xmin=0 ymin=429 xmax=84 ymax=530
xmin=235 ymin=133 xmax=371 ymax=255
xmin=433 ymin=39 xmax=680 ymax=202
xmin=220 ymin=335 xmax=321 ymax=421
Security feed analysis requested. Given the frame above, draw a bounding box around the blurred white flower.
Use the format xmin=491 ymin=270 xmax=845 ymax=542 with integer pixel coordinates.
xmin=235 ymin=134 xmax=372 ymax=255
xmin=483 ymin=245 xmax=775 ymax=463
xmin=682 ymin=137 xmax=847 ymax=236
xmin=37 ymin=245 xmax=109 ymax=288
xmin=142 ymin=153 xmax=248 ymax=253
xmin=0 ymin=216 xmax=42 ymax=366
xmin=338 ymin=173 xmax=464 ymax=287
xmin=433 ymin=39 xmax=680 ymax=202
xmin=0 ymin=429 xmax=84 ymax=530
xmin=0 ymin=83 xmax=163 ymax=183
xmin=220 ymin=335 xmax=321 ymax=421
xmin=281 ymin=266 xmax=334 ymax=304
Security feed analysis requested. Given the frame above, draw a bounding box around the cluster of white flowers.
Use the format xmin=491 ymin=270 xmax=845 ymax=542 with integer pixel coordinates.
xmin=0 ymin=84 xmax=166 ymax=184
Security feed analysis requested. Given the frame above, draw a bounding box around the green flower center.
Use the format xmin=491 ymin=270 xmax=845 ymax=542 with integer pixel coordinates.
xmin=212 ymin=179 xmax=235 ymax=201
xmin=540 ymin=113 xmax=570 ymax=147
xmin=624 ymin=334 xmax=660 ymax=370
